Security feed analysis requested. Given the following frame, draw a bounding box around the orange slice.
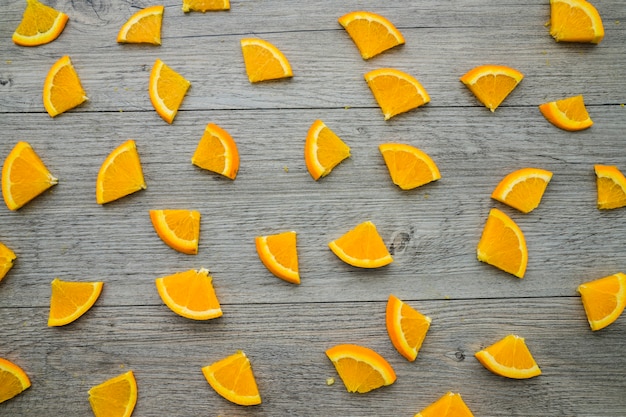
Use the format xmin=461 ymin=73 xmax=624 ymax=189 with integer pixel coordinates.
xmin=386 ymin=294 xmax=431 ymax=362
xmin=191 ymin=123 xmax=240 ymax=180
xmin=338 ymin=11 xmax=405 ymax=60
xmin=155 ymin=268 xmax=222 ymax=320
xmin=549 ymin=0 xmax=604 ymax=44
xmin=0 ymin=242 xmax=16 ymax=283
xmin=202 ymin=350 xmax=262 ymax=406
xmin=304 ymin=120 xmax=351 ymax=180
xmin=460 ymin=64 xmax=523 ymax=112
xmin=43 ymin=55 xmax=88 ymax=117
xmin=364 ymin=68 xmax=430 ymax=120
xmin=2 ymin=141 xmax=57 ymax=211
xmin=329 ymin=220 xmax=393 ymax=268
xmin=577 ymin=272 xmax=626 ymax=331
xmin=325 ymin=344 xmax=396 ymax=393
xmin=0 ymin=358 xmax=30 ymax=404
xmin=475 ymin=334 xmax=541 ymax=379
xmin=240 ymin=38 xmax=293 ymax=83
xmin=48 ymin=278 xmax=103 ymax=326
xmin=88 ymin=370 xmax=138 ymax=417
xmin=594 ymin=165 xmax=626 ymax=210
xmin=182 ymin=0 xmax=229 ymax=12
xmin=476 ymin=208 xmax=528 ymax=278
xmin=539 ymin=95 xmax=593 ymax=131
xmin=12 ymin=0 xmax=68 ymax=46
xmin=255 ymin=231 xmax=300 ymax=284
xmin=491 ymin=168 xmax=553 ymax=213
xmin=379 ymin=143 xmax=441 ymax=190
xmin=149 ymin=59 xmax=191 ymax=124
xmin=117 ymin=5 xmax=164 ymax=45
xmin=415 ymin=392 xmax=475 ymax=417
xmin=149 ymin=209 xmax=200 ymax=255
xmin=96 ymin=139 xmax=146 ymax=205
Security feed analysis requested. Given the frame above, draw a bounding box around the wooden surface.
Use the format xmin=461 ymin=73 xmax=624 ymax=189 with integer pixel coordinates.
xmin=1 ymin=0 xmax=625 ymax=415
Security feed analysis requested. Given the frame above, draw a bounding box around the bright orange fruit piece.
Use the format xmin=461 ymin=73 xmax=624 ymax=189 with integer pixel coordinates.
xmin=12 ymin=0 xmax=68 ymax=46
xmin=594 ymin=165 xmax=626 ymax=210
xmin=155 ymin=268 xmax=222 ymax=320
xmin=414 ymin=392 xmax=475 ymax=417
xmin=386 ymin=294 xmax=431 ymax=362
xmin=255 ymin=231 xmax=300 ymax=284
xmin=88 ymin=370 xmax=138 ymax=417
xmin=43 ymin=55 xmax=88 ymax=117
xmin=182 ymin=0 xmax=229 ymax=12
xmin=48 ymin=278 xmax=104 ymax=326
xmin=549 ymin=0 xmax=604 ymax=44
xmin=0 ymin=358 xmax=30 ymax=404
xmin=149 ymin=209 xmax=200 ymax=255
xmin=202 ymin=350 xmax=262 ymax=406
xmin=240 ymin=38 xmax=293 ymax=83
xmin=149 ymin=59 xmax=191 ymax=124
xmin=2 ymin=141 xmax=58 ymax=211
xmin=365 ymin=68 xmax=430 ymax=120
xmin=326 ymin=344 xmax=396 ymax=393
xmin=475 ymin=334 xmax=541 ymax=379
xmin=338 ymin=11 xmax=405 ymax=60
xmin=460 ymin=64 xmax=523 ymax=112
xmin=539 ymin=95 xmax=593 ymax=131
xmin=476 ymin=208 xmax=528 ymax=278
xmin=577 ymin=272 xmax=626 ymax=331
xmin=0 ymin=242 xmax=16 ymax=283
xmin=491 ymin=167 xmax=553 ymax=213
xmin=96 ymin=140 xmax=146 ymax=205
xmin=329 ymin=220 xmax=393 ymax=268
xmin=304 ymin=120 xmax=351 ymax=180
xmin=379 ymin=143 xmax=440 ymax=190
xmin=117 ymin=5 xmax=164 ymax=45
xmin=191 ymin=123 xmax=240 ymax=180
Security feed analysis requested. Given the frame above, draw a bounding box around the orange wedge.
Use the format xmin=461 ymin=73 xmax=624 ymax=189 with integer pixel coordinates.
xmin=117 ymin=5 xmax=164 ymax=45
xmin=594 ymin=165 xmax=626 ymax=210
xmin=329 ymin=220 xmax=393 ymax=268
xmin=12 ymin=0 xmax=68 ymax=46
xmin=149 ymin=59 xmax=191 ymax=124
xmin=475 ymin=334 xmax=541 ymax=379
xmin=539 ymin=95 xmax=593 ymax=131
xmin=191 ymin=123 xmax=240 ymax=180
xmin=365 ymin=68 xmax=430 ymax=120
xmin=96 ymin=140 xmax=146 ymax=205
xmin=325 ymin=344 xmax=396 ymax=393
xmin=476 ymin=208 xmax=528 ymax=278
xmin=88 ymin=370 xmax=138 ymax=417
xmin=460 ymin=64 xmax=523 ymax=112
xmin=0 ymin=358 xmax=30 ymax=404
xmin=379 ymin=143 xmax=441 ymax=190
xmin=48 ymin=278 xmax=103 ymax=326
xmin=155 ymin=268 xmax=222 ymax=320
xmin=577 ymin=272 xmax=626 ymax=331
xmin=386 ymin=294 xmax=431 ymax=362
xmin=491 ymin=168 xmax=553 ymax=213
xmin=0 ymin=242 xmax=16 ymax=283
xmin=240 ymin=38 xmax=293 ymax=83
xmin=2 ymin=141 xmax=58 ymax=211
xmin=255 ymin=231 xmax=300 ymax=284
xmin=304 ymin=120 xmax=351 ymax=180
xmin=182 ymin=0 xmax=229 ymax=12
xmin=202 ymin=350 xmax=261 ymax=406
xmin=338 ymin=11 xmax=405 ymax=60
xmin=43 ymin=55 xmax=88 ymax=117
xmin=149 ymin=209 xmax=200 ymax=255
xmin=415 ymin=392 xmax=475 ymax=417
xmin=549 ymin=0 xmax=604 ymax=44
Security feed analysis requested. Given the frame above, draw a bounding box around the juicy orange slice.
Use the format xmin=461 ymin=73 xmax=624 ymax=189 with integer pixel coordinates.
xmin=2 ymin=141 xmax=58 ymax=211
xmin=88 ymin=370 xmax=138 ymax=417
xmin=149 ymin=209 xmax=200 ymax=255
xmin=325 ymin=343 xmax=396 ymax=393
xmin=304 ymin=120 xmax=351 ymax=180
xmin=577 ymin=272 xmax=626 ymax=331
xmin=0 ymin=358 xmax=30 ymax=404
xmin=43 ymin=55 xmax=88 ymax=117
xmin=549 ymin=0 xmax=604 ymax=44
xmin=329 ymin=220 xmax=393 ymax=268
xmin=12 ymin=0 xmax=68 ymax=46
xmin=149 ymin=59 xmax=191 ymax=124
xmin=539 ymin=95 xmax=593 ymax=131
xmin=191 ymin=123 xmax=240 ymax=180
xmin=476 ymin=208 xmax=528 ymax=278
xmin=96 ymin=140 xmax=146 ymax=205
xmin=386 ymin=294 xmax=431 ymax=362
xmin=0 ymin=242 xmax=16 ymax=283
xmin=240 ymin=38 xmax=293 ymax=83
xmin=594 ymin=165 xmax=626 ymax=210
xmin=415 ymin=392 xmax=475 ymax=417
xmin=48 ymin=278 xmax=103 ymax=326
xmin=155 ymin=268 xmax=222 ymax=320
xmin=338 ymin=11 xmax=405 ymax=60
xmin=491 ymin=168 xmax=553 ymax=213
xmin=364 ymin=68 xmax=430 ymax=120
xmin=182 ymin=0 xmax=229 ymax=12
xmin=255 ymin=231 xmax=300 ymax=284
xmin=202 ymin=350 xmax=261 ymax=406
xmin=117 ymin=5 xmax=164 ymax=45
xmin=460 ymin=64 xmax=523 ymax=112
xmin=475 ymin=334 xmax=541 ymax=379
xmin=379 ymin=143 xmax=440 ymax=190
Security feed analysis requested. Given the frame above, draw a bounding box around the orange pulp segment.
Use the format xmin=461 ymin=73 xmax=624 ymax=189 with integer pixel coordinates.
xmin=12 ymin=0 xmax=68 ymax=46
xmin=549 ymin=0 xmax=604 ymax=44
xmin=338 ymin=11 xmax=405 ymax=60
xmin=155 ymin=268 xmax=222 ymax=320
xmin=182 ymin=0 xmax=230 ymax=12
xmin=149 ymin=209 xmax=200 ymax=255
xmin=48 ymin=278 xmax=103 ymax=326
xmin=88 ymin=370 xmax=138 ymax=417
xmin=202 ymin=350 xmax=262 ymax=406
xmin=43 ymin=55 xmax=88 ymax=117
xmin=539 ymin=95 xmax=593 ymax=131
xmin=329 ymin=221 xmax=393 ymax=268
xmin=365 ymin=68 xmax=430 ymax=120
xmin=475 ymin=334 xmax=541 ymax=379
xmin=577 ymin=272 xmax=626 ymax=331
xmin=491 ymin=167 xmax=553 ymax=213
xmin=460 ymin=64 xmax=523 ymax=112
xmin=96 ymin=140 xmax=146 ymax=205
xmin=414 ymin=392 xmax=475 ymax=417
xmin=386 ymin=294 xmax=431 ymax=361
xmin=594 ymin=165 xmax=626 ymax=210
xmin=379 ymin=143 xmax=441 ymax=190
xmin=255 ymin=231 xmax=300 ymax=284
xmin=240 ymin=38 xmax=293 ymax=83
xmin=117 ymin=5 xmax=164 ymax=45
xmin=191 ymin=123 xmax=240 ymax=180
xmin=0 ymin=358 xmax=31 ymax=404
xmin=325 ymin=343 xmax=396 ymax=393
xmin=304 ymin=120 xmax=351 ymax=180
xmin=0 ymin=242 xmax=16 ymax=283
xmin=149 ymin=59 xmax=191 ymax=124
